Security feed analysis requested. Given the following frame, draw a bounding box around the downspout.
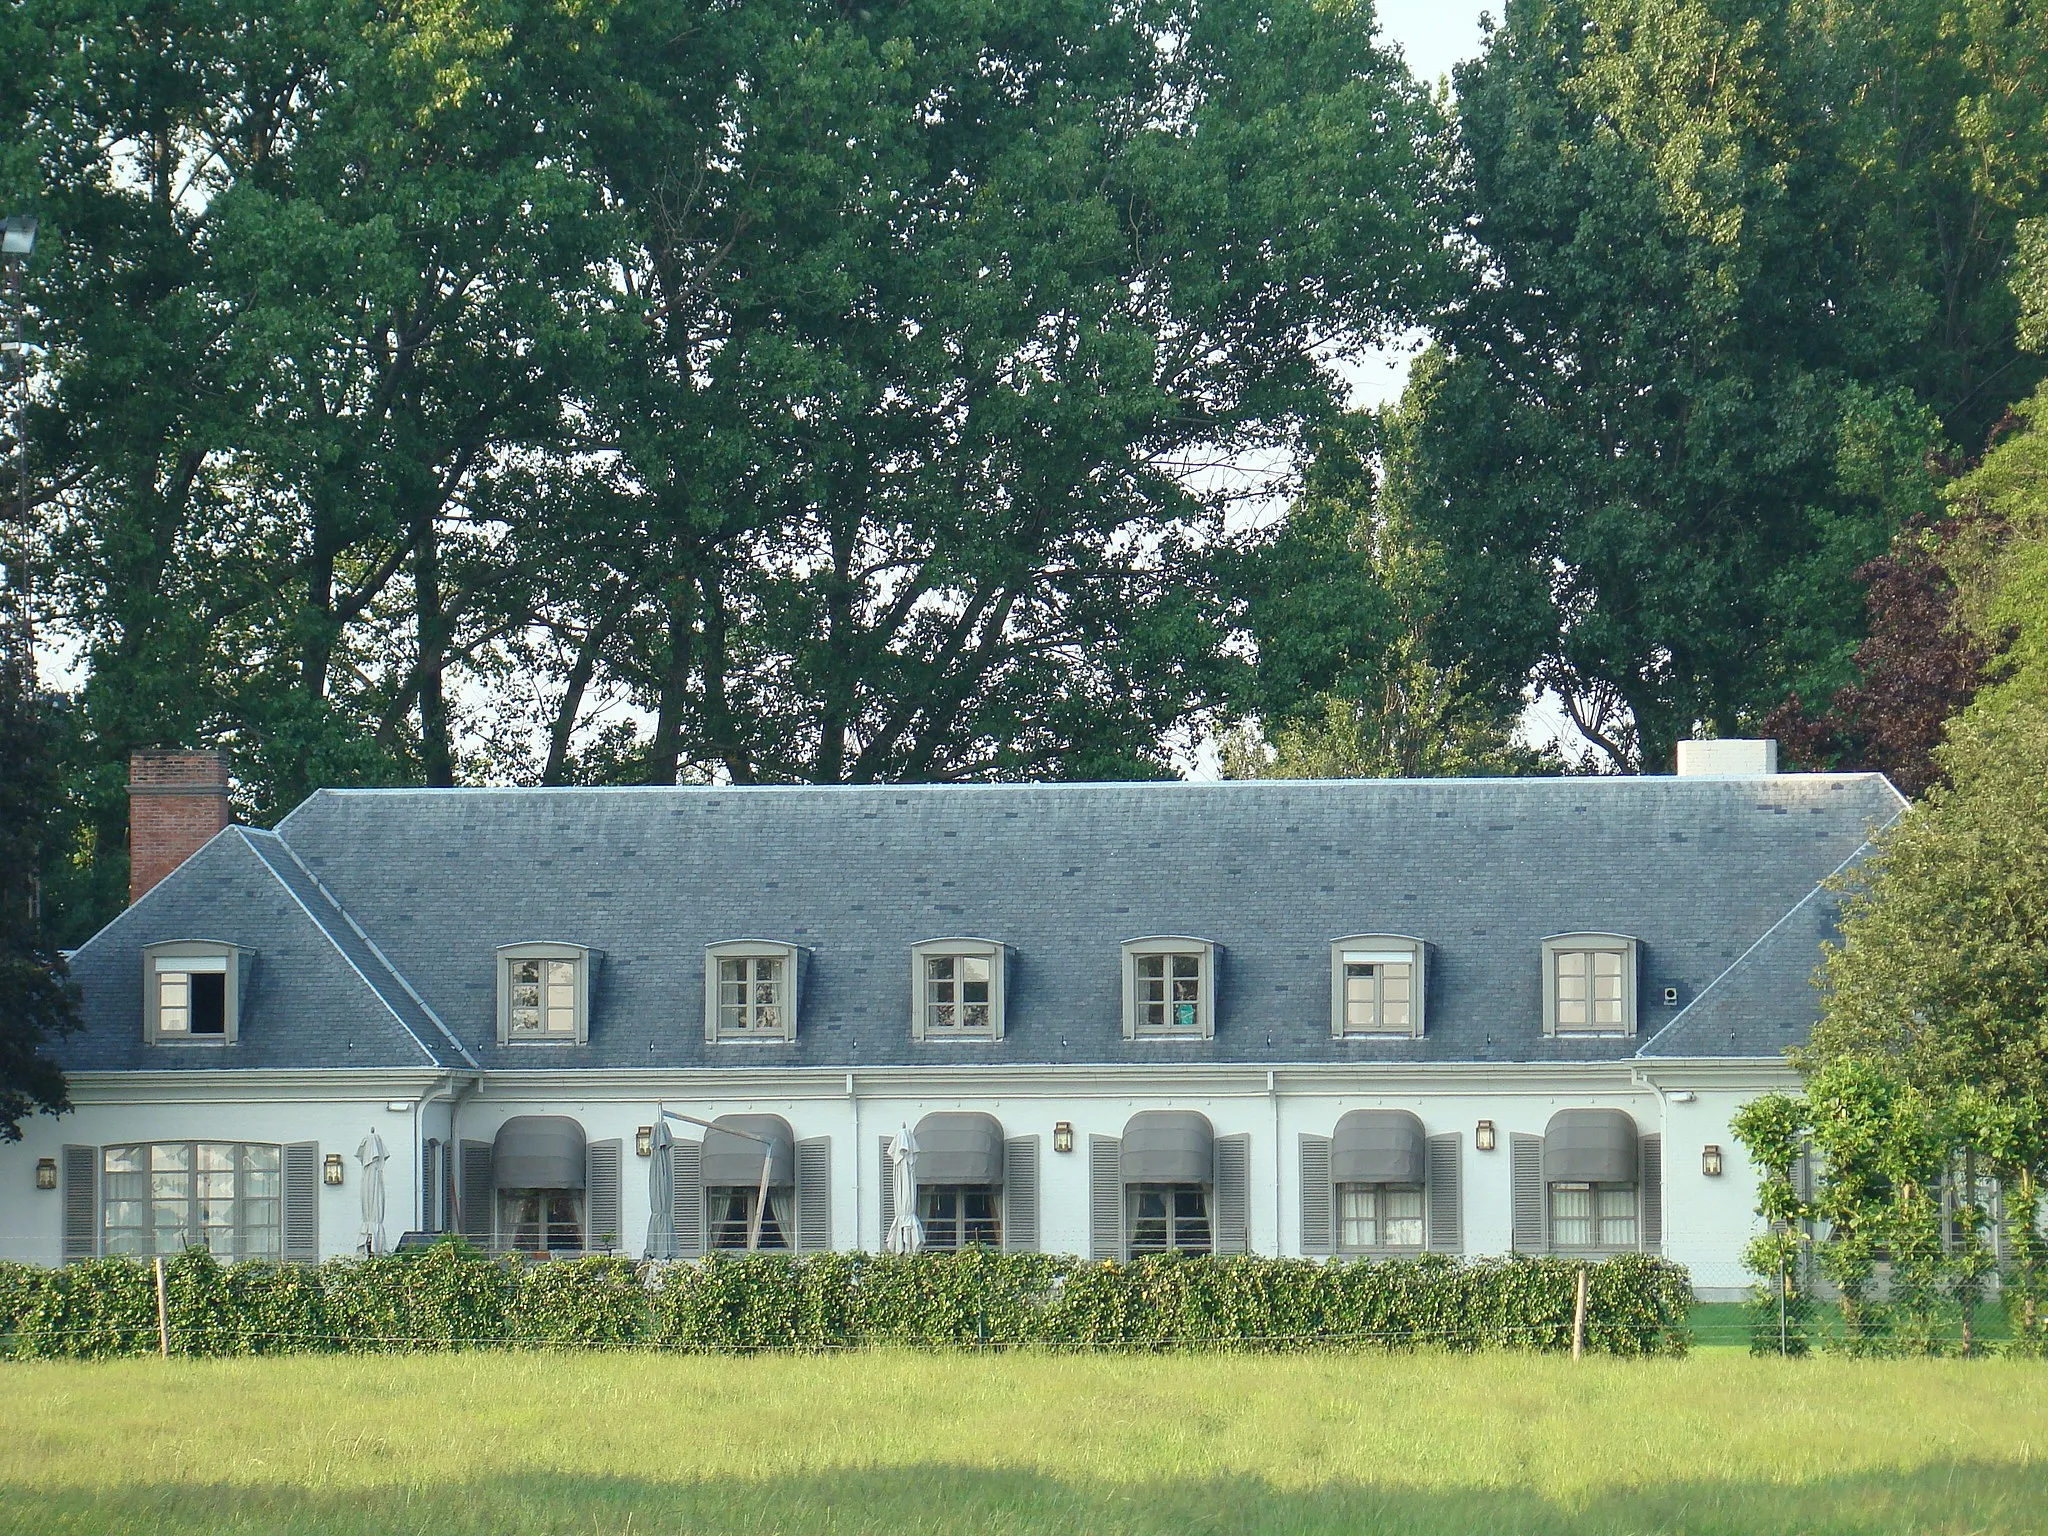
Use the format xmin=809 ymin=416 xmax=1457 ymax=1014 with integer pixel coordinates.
xmin=446 ymin=1071 xmax=486 ymax=1230
xmin=847 ymin=1072 xmax=860 ymax=1252
xmin=1269 ymin=1069 xmax=1282 ymax=1256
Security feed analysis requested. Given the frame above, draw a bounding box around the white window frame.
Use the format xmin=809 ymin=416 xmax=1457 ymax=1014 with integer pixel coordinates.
xmin=1120 ymin=937 xmax=1217 ymax=1040
xmin=1547 ymin=1180 xmax=1640 ymax=1251
xmin=100 ymin=1140 xmax=282 ymax=1259
xmin=496 ymin=942 xmax=593 ymax=1045
xmin=1334 ymin=1182 xmax=1426 ymax=1253
xmin=1541 ymin=933 xmax=1639 ymax=1037
xmin=142 ymin=940 xmax=246 ymax=1046
xmin=909 ymin=938 xmax=1007 ymax=1041
xmin=1328 ymin=936 xmax=1425 ymax=1039
xmin=704 ymin=940 xmax=802 ymax=1043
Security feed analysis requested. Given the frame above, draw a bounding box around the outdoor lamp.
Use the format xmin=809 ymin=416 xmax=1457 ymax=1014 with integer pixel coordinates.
xmin=1702 ymin=1144 xmax=1724 ymax=1177
xmin=1053 ymin=1121 xmax=1075 ymax=1155
xmin=0 ymin=216 xmax=35 ymax=259
xmin=635 ymin=1125 xmax=654 ymax=1158
xmin=323 ymin=1152 xmax=345 ymax=1186
xmin=34 ymin=1157 xmax=56 ymax=1190
xmin=1475 ymin=1119 xmax=1497 ymax=1153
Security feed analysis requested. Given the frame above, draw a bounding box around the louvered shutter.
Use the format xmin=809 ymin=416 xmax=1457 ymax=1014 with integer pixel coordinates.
xmin=1213 ymin=1134 xmax=1250 ymax=1255
xmin=1299 ymin=1134 xmax=1332 ymax=1256
xmin=1639 ymin=1134 xmax=1663 ymax=1253
xmin=671 ymin=1139 xmax=704 ymax=1257
xmin=585 ymin=1139 xmax=623 ymax=1253
xmin=1427 ymin=1132 xmax=1462 ymax=1253
xmin=283 ymin=1141 xmax=321 ymax=1264
xmin=421 ymin=1139 xmax=441 ymax=1232
xmin=61 ymin=1145 xmax=97 ymax=1262
xmin=1089 ymin=1136 xmax=1124 ymax=1261
xmin=460 ymin=1139 xmax=495 ymax=1247
xmin=878 ymin=1135 xmax=896 ymax=1242
xmin=1003 ymin=1136 xmax=1040 ymax=1252
xmin=795 ymin=1137 xmax=832 ymax=1252
xmin=1510 ymin=1133 xmax=1545 ymax=1254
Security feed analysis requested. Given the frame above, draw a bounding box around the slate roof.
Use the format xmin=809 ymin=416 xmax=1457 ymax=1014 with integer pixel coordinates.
xmin=59 ymin=773 xmax=1906 ymax=1072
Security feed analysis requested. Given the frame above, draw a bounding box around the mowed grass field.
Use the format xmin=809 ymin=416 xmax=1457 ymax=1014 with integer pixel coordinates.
xmin=3 ymin=1350 xmax=2046 ymax=1535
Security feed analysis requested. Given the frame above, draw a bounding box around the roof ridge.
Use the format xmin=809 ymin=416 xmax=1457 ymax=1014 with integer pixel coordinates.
xmin=233 ymin=829 xmax=460 ymax=1069
xmin=249 ymin=828 xmax=481 ymax=1070
xmin=1633 ymin=806 xmax=1904 ymax=1058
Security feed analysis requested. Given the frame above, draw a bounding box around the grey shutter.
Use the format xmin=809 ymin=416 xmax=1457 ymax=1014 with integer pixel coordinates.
xmin=1299 ymin=1134 xmax=1332 ymax=1256
xmin=1089 ymin=1136 xmax=1124 ymax=1261
xmin=61 ymin=1145 xmax=97 ymax=1262
xmin=1510 ymin=1132 xmax=1545 ymax=1254
xmin=795 ymin=1136 xmax=831 ymax=1252
xmin=878 ymin=1135 xmax=896 ymax=1243
xmin=585 ymin=1139 xmax=623 ymax=1253
xmin=1639 ymin=1134 xmax=1663 ymax=1253
xmin=460 ymin=1139 xmax=494 ymax=1246
xmin=671 ymin=1139 xmax=704 ymax=1257
xmin=1427 ymin=1132 xmax=1462 ymax=1253
xmin=283 ymin=1141 xmax=321 ymax=1264
xmin=1003 ymin=1136 xmax=1040 ymax=1252
xmin=1213 ymin=1133 xmax=1250 ymax=1255
xmin=421 ymin=1139 xmax=440 ymax=1232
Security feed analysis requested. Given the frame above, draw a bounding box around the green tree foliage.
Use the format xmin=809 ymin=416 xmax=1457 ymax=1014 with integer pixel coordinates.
xmin=1382 ymin=0 xmax=2048 ymax=770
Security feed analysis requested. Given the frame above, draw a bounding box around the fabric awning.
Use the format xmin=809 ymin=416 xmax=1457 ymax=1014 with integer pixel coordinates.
xmin=1331 ymin=1109 xmax=1426 ymax=1185
xmin=493 ymin=1115 xmax=586 ymax=1190
xmin=701 ymin=1113 xmax=796 ymax=1187
xmin=912 ymin=1112 xmax=1005 ymax=1185
xmin=1119 ymin=1111 xmax=1214 ymax=1184
xmin=1544 ymin=1109 xmax=1639 ymax=1183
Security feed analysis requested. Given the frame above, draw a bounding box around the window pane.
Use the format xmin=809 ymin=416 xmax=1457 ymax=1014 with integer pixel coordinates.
xmin=512 ymin=959 xmax=541 ymax=986
xmin=198 ymin=1144 xmax=235 ymax=1171
xmin=961 ymin=978 xmax=990 ymax=1005
xmin=1129 ymin=1187 xmax=1170 ymax=1253
xmin=1172 ymin=955 xmax=1200 ymax=980
xmin=1171 ymin=1186 xmax=1211 ymax=1252
xmin=756 ymin=957 xmax=782 ymax=985
xmin=104 ymin=1146 xmax=145 ymax=1175
xmin=719 ymin=1004 xmax=744 ymax=1033
xmin=243 ymin=1145 xmax=279 ymax=1171
xmin=1137 ymin=955 xmax=1164 ymax=981
xmin=1597 ymin=1185 xmax=1637 ymax=1248
xmin=959 ymin=956 xmax=990 ymax=984
xmin=926 ymin=956 xmax=955 ymax=982
xmin=721 ymin=959 xmax=746 ymax=984
xmin=1383 ymin=1187 xmax=1424 ymax=1247
xmin=153 ymin=1144 xmax=192 ymax=1172
xmin=962 ymin=1186 xmax=1000 ymax=1247
xmin=190 ymin=972 xmax=227 ymax=1034
xmin=961 ymin=1003 xmax=989 ymax=1028
xmin=1338 ymin=1185 xmax=1377 ymax=1248
xmin=930 ymin=1003 xmax=957 ymax=1030
xmin=753 ymin=1005 xmax=779 ymax=1032
xmin=1550 ymin=1184 xmax=1593 ymax=1247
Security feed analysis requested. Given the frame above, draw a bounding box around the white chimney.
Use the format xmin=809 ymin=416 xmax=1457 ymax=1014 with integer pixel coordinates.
xmin=1675 ymin=738 xmax=1780 ymax=777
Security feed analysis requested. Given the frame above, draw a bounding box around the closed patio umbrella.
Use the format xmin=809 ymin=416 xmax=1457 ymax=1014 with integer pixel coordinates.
xmin=356 ymin=1129 xmax=388 ymax=1256
xmin=646 ymin=1118 xmax=677 ymax=1259
xmin=885 ymin=1125 xmax=922 ymax=1255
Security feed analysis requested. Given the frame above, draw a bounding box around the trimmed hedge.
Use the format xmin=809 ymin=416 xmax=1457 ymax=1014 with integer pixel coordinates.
xmin=0 ymin=1245 xmax=1692 ymax=1360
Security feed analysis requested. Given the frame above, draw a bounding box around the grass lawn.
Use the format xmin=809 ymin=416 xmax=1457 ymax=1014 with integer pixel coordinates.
xmin=3 ymin=1350 xmax=2046 ymax=1535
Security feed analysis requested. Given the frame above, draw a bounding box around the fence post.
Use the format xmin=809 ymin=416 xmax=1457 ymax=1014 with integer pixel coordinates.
xmin=153 ymin=1256 xmax=170 ymax=1359
xmin=1778 ymin=1259 xmax=1789 ymax=1358
xmin=1572 ymin=1266 xmax=1588 ymax=1360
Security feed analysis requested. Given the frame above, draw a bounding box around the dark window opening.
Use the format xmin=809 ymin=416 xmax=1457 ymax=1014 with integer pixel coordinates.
xmin=500 ymin=1189 xmax=582 ymax=1252
xmin=190 ymin=972 xmax=227 ymax=1035
xmin=918 ymin=1184 xmax=1000 ymax=1250
xmin=708 ymin=1186 xmax=791 ymax=1251
xmin=1128 ymin=1183 xmax=1210 ymax=1254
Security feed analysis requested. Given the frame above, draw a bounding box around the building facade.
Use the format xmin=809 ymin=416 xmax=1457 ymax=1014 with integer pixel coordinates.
xmin=0 ymin=748 xmax=1904 ymax=1298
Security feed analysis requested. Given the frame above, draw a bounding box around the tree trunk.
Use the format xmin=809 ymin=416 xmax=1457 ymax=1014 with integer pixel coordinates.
xmin=414 ymin=507 xmax=453 ymax=787
xmin=643 ymin=575 xmax=696 ymax=785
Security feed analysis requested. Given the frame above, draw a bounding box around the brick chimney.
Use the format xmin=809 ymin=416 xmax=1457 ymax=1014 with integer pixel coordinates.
xmin=128 ymin=750 xmax=232 ymax=904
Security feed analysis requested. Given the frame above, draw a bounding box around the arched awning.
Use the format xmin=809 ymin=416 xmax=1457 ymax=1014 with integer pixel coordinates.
xmin=913 ymin=1112 xmax=1004 ymax=1185
xmin=1331 ymin=1109 xmax=1426 ymax=1185
xmin=1119 ymin=1111 xmax=1214 ymax=1184
xmin=1544 ymin=1109 xmax=1639 ymax=1183
xmin=493 ymin=1115 xmax=585 ymax=1189
xmin=701 ymin=1114 xmax=796 ymax=1187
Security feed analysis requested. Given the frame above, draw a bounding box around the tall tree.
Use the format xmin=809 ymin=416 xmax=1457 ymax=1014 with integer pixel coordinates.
xmin=1384 ymin=0 xmax=2048 ymax=770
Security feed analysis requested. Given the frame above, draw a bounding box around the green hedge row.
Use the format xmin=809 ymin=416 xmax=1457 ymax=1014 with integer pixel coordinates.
xmin=0 ymin=1245 xmax=1693 ymax=1359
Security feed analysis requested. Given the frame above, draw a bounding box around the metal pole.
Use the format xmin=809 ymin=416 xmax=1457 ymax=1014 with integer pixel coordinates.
xmin=153 ymin=1256 xmax=170 ymax=1359
xmin=660 ymin=1107 xmax=779 ymax=1252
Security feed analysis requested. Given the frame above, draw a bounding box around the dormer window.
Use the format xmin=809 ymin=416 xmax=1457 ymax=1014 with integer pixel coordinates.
xmin=910 ymin=939 xmax=1007 ymax=1040
xmin=496 ymin=943 xmax=594 ymax=1045
xmin=704 ymin=941 xmax=802 ymax=1043
xmin=1542 ymin=934 xmax=1640 ymax=1037
xmin=143 ymin=941 xmax=247 ymax=1046
xmin=1329 ymin=936 xmax=1425 ymax=1038
xmin=1120 ymin=938 xmax=1217 ymax=1040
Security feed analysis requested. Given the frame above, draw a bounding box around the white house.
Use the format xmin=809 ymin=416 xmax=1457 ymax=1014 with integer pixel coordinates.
xmin=0 ymin=744 xmax=1902 ymax=1298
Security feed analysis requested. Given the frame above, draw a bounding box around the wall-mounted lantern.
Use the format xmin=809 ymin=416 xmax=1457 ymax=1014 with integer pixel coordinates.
xmin=1475 ymin=1120 xmax=1497 ymax=1153
xmin=34 ymin=1157 xmax=57 ymax=1190
xmin=1052 ymin=1121 xmax=1075 ymax=1155
xmin=1702 ymin=1144 xmax=1724 ymax=1177
xmin=323 ymin=1152 xmax=346 ymax=1186
xmin=635 ymin=1125 xmax=654 ymax=1158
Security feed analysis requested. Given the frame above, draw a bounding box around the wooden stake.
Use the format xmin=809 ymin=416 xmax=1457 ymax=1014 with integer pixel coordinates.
xmin=1571 ymin=1266 xmax=1588 ymax=1361
xmin=153 ymin=1256 xmax=170 ymax=1359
